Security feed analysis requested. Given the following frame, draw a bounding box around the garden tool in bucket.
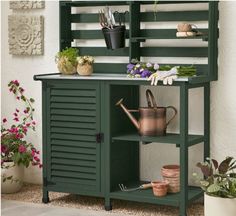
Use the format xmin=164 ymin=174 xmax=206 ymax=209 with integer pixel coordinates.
xmin=116 ymin=89 xmax=177 ymax=136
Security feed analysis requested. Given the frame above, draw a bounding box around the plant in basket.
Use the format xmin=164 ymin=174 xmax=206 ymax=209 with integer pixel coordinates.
xmin=77 ymin=55 xmax=94 ymax=76
xmin=1 ymin=80 xmax=42 ymax=193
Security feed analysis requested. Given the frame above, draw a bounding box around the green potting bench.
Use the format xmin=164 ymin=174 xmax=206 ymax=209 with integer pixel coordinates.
xmin=34 ymin=1 xmax=218 ymax=215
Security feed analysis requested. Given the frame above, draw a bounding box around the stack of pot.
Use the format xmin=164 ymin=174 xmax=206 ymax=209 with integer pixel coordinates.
xmin=161 ymin=165 xmax=180 ymax=193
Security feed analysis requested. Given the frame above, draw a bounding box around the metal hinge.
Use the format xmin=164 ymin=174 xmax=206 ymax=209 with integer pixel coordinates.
xmin=96 ymin=133 xmax=104 ymax=143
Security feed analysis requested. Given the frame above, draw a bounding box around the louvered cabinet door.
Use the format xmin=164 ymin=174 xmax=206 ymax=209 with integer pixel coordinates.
xmin=45 ymin=81 xmax=101 ymax=195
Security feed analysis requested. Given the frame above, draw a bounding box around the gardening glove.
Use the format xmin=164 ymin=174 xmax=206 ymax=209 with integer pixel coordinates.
xmin=148 ymin=67 xmax=178 ymax=85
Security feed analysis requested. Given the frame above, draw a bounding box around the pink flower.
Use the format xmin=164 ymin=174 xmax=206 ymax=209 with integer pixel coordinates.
xmin=16 ymin=133 xmax=24 ymax=139
xmin=32 ymin=121 xmax=36 ymax=125
xmin=13 ymin=113 xmax=18 ymax=117
xmin=39 ymin=164 xmax=43 ymax=168
xmin=2 ymin=118 xmax=7 ymax=123
xmin=34 ymin=156 xmax=40 ymax=162
xmin=16 ymin=109 xmax=19 ymax=113
xmin=23 ymin=127 xmax=28 ymax=133
xmin=19 ymin=87 xmax=24 ymax=93
xmin=23 ymin=109 xmax=28 ymax=114
xmin=31 ymin=150 xmax=35 ymax=157
xmin=13 ymin=117 xmax=19 ymax=122
xmin=16 ymin=96 xmax=20 ymax=100
xmin=1 ymin=145 xmax=7 ymax=153
xmin=26 ymin=123 xmax=31 ymax=127
xmin=18 ymin=145 xmax=26 ymax=153
xmin=13 ymin=80 xmax=19 ymax=86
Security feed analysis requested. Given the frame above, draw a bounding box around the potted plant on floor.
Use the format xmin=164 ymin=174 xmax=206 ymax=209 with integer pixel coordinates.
xmin=194 ymin=157 xmax=236 ymax=216
xmin=1 ymin=80 xmax=42 ymax=194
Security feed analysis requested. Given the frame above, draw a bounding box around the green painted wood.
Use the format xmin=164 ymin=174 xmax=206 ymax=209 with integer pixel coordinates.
xmin=63 ymin=1 xmax=128 ymax=7
xmin=51 ymin=145 xmax=96 ymax=155
xmin=50 ymin=96 xmax=96 ymax=104
xmin=141 ymin=47 xmax=208 ymax=58
xmin=110 ymin=183 xmax=202 ymax=207
xmin=51 ymin=127 xmax=95 ymax=136
xmin=140 ymin=29 xmax=208 ymax=39
xmin=51 ymin=151 xmax=96 ymax=161
xmin=204 ymin=83 xmax=210 ymax=160
xmin=179 ymin=83 xmax=189 ymax=216
xmin=208 ymin=1 xmax=219 ymax=80
xmin=51 ymin=158 xmax=96 ymax=167
xmin=51 ymin=121 xmax=95 ymax=129
xmin=51 ymin=109 xmax=96 ymax=117
xmin=94 ymin=63 xmax=127 ymax=74
xmin=51 ymin=176 xmax=96 ymax=186
xmin=51 ymin=133 xmax=96 ymax=142
xmin=59 ymin=1 xmax=72 ymax=50
xmin=51 ymin=89 xmax=96 ymax=97
xmin=51 ymin=170 xmax=96 ymax=180
xmin=51 ymin=115 xmax=96 ymax=123
xmin=71 ymin=30 xmax=129 ymax=39
xmin=51 ymin=139 xmax=96 ymax=148
xmin=51 ymin=164 xmax=96 ymax=174
xmin=112 ymin=133 xmax=204 ymax=146
xmin=51 ymin=102 xmax=96 ymax=110
xmin=71 ymin=11 xmax=208 ymax=23
xmin=78 ymin=47 xmax=129 ymax=56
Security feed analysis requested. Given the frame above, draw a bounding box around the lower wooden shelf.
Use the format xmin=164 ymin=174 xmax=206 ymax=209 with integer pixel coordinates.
xmin=110 ymin=184 xmax=203 ymax=207
xmin=112 ymin=133 xmax=204 ymax=146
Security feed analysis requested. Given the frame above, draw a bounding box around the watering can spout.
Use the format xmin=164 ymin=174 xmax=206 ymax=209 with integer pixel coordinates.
xmin=116 ymin=98 xmax=139 ymax=130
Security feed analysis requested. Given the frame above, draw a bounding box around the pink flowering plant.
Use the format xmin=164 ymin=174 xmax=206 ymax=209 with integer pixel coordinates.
xmin=1 ymin=80 xmax=42 ymax=178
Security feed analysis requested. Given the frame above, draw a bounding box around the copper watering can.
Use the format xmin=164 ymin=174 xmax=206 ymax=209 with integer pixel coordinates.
xmin=116 ymin=89 xmax=177 ymax=136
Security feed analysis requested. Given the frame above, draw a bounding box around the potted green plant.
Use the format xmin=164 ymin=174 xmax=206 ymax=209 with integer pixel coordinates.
xmin=1 ymin=80 xmax=42 ymax=193
xmin=194 ymin=157 xmax=236 ymax=216
xmin=77 ymin=55 xmax=94 ymax=76
xmin=55 ymin=47 xmax=78 ymax=75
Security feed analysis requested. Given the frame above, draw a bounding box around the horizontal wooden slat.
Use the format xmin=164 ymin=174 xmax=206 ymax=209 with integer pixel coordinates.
xmin=142 ymin=1 xmax=209 ymax=4
xmin=51 ymin=176 xmax=96 ymax=186
xmin=51 ymin=109 xmax=96 ymax=117
xmin=51 ymin=103 xmax=96 ymax=110
xmin=51 ymin=133 xmax=96 ymax=142
xmin=52 ymin=158 xmax=96 ymax=167
xmin=94 ymin=63 xmax=127 ymax=73
xmin=51 ymin=127 xmax=95 ymax=136
xmin=51 ymin=145 xmax=96 ymax=155
xmin=52 ymin=152 xmax=96 ymax=161
xmin=139 ymin=29 xmax=208 ymax=39
xmin=141 ymin=47 xmax=208 ymax=57
xmin=66 ymin=1 xmax=128 ymax=7
xmin=71 ymin=11 xmax=208 ymax=23
xmin=51 ymin=115 xmax=96 ymax=123
xmin=52 ymin=170 xmax=96 ymax=180
xmin=51 ymin=89 xmax=96 ymax=97
xmin=71 ymin=30 xmax=129 ymax=39
xmin=52 ymin=164 xmax=96 ymax=174
xmin=51 ymin=120 xmax=96 ymax=129
xmin=51 ymin=139 xmax=96 ymax=148
xmin=50 ymin=96 xmax=96 ymax=104
xmin=78 ymin=47 xmax=129 ymax=57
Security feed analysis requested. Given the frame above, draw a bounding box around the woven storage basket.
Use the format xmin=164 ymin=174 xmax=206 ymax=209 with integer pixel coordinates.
xmin=57 ymin=57 xmax=77 ymax=75
xmin=77 ymin=64 xmax=93 ymax=76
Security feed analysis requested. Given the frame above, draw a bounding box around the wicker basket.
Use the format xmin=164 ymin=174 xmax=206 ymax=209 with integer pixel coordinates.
xmin=57 ymin=57 xmax=77 ymax=75
xmin=77 ymin=64 xmax=93 ymax=76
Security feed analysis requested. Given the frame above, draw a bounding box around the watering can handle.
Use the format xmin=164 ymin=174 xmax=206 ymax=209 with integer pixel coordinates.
xmin=166 ymin=106 xmax=178 ymax=126
xmin=146 ymin=89 xmax=158 ymax=108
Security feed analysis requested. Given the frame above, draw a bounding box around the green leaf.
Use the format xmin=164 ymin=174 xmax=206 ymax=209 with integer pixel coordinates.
xmin=29 ymin=98 xmax=35 ymax=103
xmin=207 ymin=183 xmax=221 ymax=193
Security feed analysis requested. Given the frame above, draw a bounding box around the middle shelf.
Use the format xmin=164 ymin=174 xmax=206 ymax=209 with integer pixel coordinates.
xmin=112 ymin=133 xmax=205 ymax=146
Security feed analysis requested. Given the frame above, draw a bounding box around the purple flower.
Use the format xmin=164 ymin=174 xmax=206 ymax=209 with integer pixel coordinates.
xmin=127 ymin=63 xmax=135 ymax=71
xmin=154 ymin=63 xmax=160 ymax=70
xmin=141 ymin=70 xmax=152 ymax=78
xmin=146 ymin=62 xmax=152 ymax=68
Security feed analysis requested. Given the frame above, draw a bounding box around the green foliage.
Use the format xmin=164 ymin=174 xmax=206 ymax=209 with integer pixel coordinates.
xmin=194 ymin=157 xmax=236 ymax=198
xmin=56 ymin=47 xmax=79 ymax=66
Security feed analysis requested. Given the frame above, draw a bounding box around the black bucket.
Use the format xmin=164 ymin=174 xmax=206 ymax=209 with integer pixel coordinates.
xmin=102 ymin=25 xmax=126 ymax=50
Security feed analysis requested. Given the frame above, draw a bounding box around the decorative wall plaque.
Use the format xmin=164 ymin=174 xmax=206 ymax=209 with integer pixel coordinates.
xmin=10 ymin=1 xmax=45 ymax=10
xmin=8 ymin=15 xmax=44 ymax=55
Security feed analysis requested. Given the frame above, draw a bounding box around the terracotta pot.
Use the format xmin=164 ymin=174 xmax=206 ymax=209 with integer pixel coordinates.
xmin=1 ymin=162 xmax=24 ymax=194
xmin=161 ymin=164 xmax=180 ymax=193
xmin=151 ymin=181 xmax=169 ymax=197
xmin=205 ymin=193 xmax=236 ymax=216
xmin=77 ymin=64 xmax=93 ymax=76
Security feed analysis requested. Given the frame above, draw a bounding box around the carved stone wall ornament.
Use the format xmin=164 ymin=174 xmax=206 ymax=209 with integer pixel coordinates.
xmin=8 ymin=15 xmax=44 ymax=55
xmin=10 ymin=1 xmax=45 ymax=10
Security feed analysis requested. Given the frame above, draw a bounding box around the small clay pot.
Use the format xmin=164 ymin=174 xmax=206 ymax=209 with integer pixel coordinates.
xmin=152 ymin=181 xmax=169 ymax=197
xmin=161 ymin=165 xmax=180 ymax=193
xmin=177 ymin=23 xmax=192 ymax=32
xmin=77 ymin=64 xmax=93 ymax=76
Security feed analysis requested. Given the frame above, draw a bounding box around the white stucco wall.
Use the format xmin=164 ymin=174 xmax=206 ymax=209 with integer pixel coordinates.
xmin=1 ymin=1 xmax=236 ymax=184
